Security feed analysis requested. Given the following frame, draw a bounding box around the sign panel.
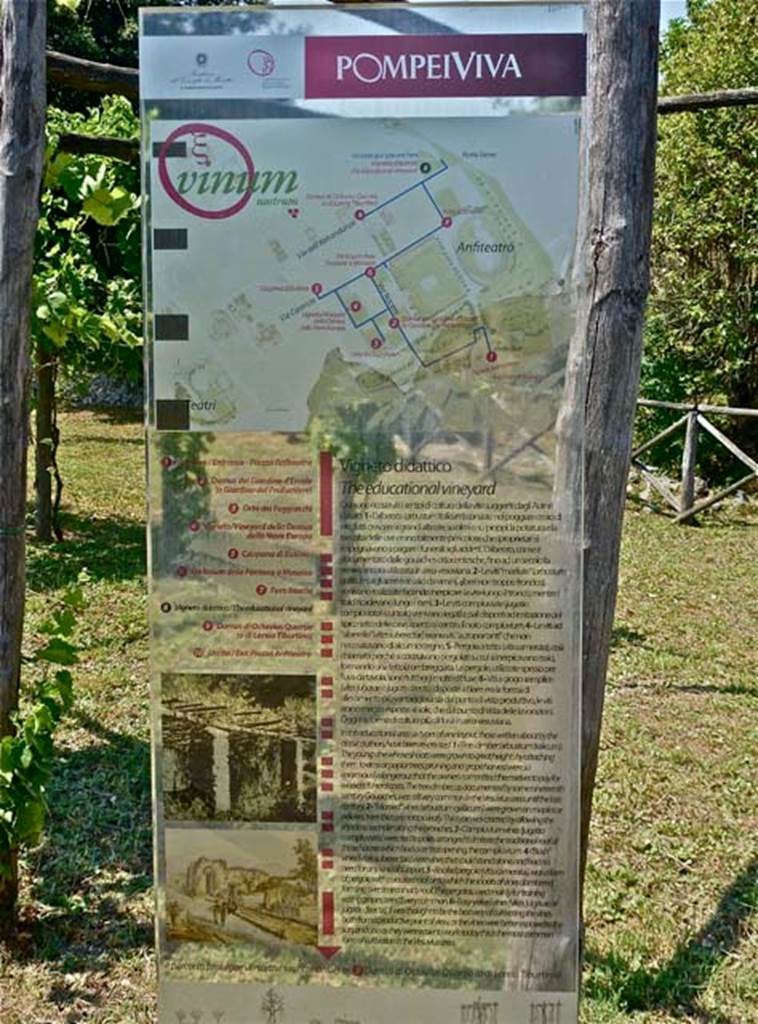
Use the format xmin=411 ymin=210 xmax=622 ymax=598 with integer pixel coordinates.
xmin=141 ymin=5 xmax=585 ymax=1023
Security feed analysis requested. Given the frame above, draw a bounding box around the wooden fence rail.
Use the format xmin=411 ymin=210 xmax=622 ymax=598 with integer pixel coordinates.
xmin=633 ymin=400 xmax=758 ymax=523
xmin=45 ymin=50 xmax=758 ymax=163
xmin=638 ymin=397 xmax=758 ymax=418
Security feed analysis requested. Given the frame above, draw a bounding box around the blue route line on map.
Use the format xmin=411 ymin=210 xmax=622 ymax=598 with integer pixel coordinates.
xmin=316 ymin=162 xmax=449 ymax=301
xmin=422 ymin=181 xmax=443 ymax=217
xmin=335 ymin=291 xmax=351 ymax=319
xmin=395 ymin=322 xmax=425 ymax=365
xmin=376 ymin=223 xmax=443 ymax=269
xmin=314 ymin=158 xmax=493 ymax=368
xmin=370 ymin=275 xmax=395 ymax=315
xmin=319 ymin=269 xmax=364 ymax=300
xmin=474 ymin=324 xmax=493 ymax=354
xmin=353 ymin=314 xmax=377 ymax=329
xmin=362 ymin=160 xmax=449 ymax=220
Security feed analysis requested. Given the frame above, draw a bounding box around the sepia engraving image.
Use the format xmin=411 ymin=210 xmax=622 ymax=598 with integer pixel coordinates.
xmin=164 ymin=829 xmax=318 ymax=948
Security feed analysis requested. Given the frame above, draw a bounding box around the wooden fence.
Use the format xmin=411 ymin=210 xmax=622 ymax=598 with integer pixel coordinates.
xmin=632 ymin=399 xmax=758 ymax=523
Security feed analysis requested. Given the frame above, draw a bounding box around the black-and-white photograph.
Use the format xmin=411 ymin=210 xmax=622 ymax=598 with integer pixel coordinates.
xmin=161 ymin=674 xmax=317 ymax=823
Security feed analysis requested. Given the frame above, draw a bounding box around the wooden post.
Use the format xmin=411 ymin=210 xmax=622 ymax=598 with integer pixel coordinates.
xmin=679 ymin=408 xmax=699 ymax=521
xmin=696 ymin=413 xmax=758 ymax=475
xmin=555 ymin=0 xmax=660 ymax=891
xmin=674 ymin=471 xmax=757 ymax=525
xmin=0 ymin=0 xmax=47 ymax=932
xmin=35 ymin=353 xmax=55 ymax=542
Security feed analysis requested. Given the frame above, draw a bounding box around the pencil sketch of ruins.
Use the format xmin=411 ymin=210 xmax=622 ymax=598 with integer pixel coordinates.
xmin=165 ymin=829 xmax=318 ymax=947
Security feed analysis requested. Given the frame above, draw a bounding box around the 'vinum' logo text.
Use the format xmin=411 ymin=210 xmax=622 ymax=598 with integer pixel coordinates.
xmin=174 ymin=169 xmax=298 ymax=198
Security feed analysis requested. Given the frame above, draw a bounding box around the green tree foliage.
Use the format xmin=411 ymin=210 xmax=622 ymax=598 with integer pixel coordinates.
xmin=48 ymin=0 xmax=262 ymax=74
xmin=48 ymin=0 xmax=142 ymax=69
xmin=293 ymin=838 xmax=317 ymax=886
xmin=35 ymin=97 xmax=142 ymax=385
xmin=0 ymin=578 xmax=85 ymax=872
xmin=641 ymin=0 xmax=758 ymax=479
xmin=42 ymin=0 xmax=270 ymax=382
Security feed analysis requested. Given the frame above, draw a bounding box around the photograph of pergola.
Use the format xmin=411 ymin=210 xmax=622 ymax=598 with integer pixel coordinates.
xmin=161 ymin=673 xmax=317 ymax=823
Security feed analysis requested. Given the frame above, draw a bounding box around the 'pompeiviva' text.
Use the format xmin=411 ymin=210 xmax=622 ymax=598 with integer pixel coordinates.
xmin=335 ymin=51 xmax=523 ymax=84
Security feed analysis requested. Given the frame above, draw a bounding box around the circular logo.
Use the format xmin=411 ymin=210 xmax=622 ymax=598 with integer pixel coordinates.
xmin=158 ymin=123 xmax=255 ymax=221
xmin=247 ymin=49 xmax=276 ymax=77
xmin=196 ymin=52 xmax=208 ymax=67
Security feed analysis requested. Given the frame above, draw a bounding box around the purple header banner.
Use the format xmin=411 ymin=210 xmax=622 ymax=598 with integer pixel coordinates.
xmin=305 ymin=33 xmax=586 ymax=100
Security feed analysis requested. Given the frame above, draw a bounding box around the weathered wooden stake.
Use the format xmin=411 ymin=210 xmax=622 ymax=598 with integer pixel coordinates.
xmin=35 ymin=354 xmax=56 ymax=543
xmin=674 ymin=471 xmax=757 ymax=525
xmin=555 ymin=0 xmax=660 ymax=890
xmin=0 ymin=0 xmax=47 ymax=933
xmin=679 ymin=409 xmax=699 ymax=520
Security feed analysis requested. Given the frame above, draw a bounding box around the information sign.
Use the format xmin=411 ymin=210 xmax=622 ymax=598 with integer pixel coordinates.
xmin=141 ymin=5 xmax=586 ymax=1022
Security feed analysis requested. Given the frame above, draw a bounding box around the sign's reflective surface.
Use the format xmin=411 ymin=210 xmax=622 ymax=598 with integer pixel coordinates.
xmin=141 ymin=5 xmax=585 ymax=1021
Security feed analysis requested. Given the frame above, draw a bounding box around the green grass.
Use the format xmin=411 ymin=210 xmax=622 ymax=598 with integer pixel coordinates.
xmin=1 ymin=411 xmax=153 ymax=1024
xmin=0 ymin=410 xmax=756 ymax=1023
xmin=583 ymin=508 xmax=758 ymax=1024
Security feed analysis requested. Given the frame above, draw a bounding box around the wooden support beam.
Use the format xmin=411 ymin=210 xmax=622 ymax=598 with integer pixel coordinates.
xmin=673 ymin=472 xmax=757 ymax=524
xmin=631 ymin=412 xmax=688 ymax=459
xmin=42 ymin=45 xmax=758 ymax=120
xmin=47 ymin=49 xmax=138 ymax=101
xmin=638 ymin=397 xmax=693 ymax=412
xmin=58 ymin=131 xmax=139 ymax=163
xmin=638 ymin=398 xmax=758 ymax=418
xmin=658 ymin=86 xmax=758 ymax=114
xmin=697 ymin=414 xmax=758 ymax=475
xmin=632 ymin=460 xmax=680 ymax=512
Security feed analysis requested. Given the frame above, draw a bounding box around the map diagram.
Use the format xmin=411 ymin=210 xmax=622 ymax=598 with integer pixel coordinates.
xmin=312 ymin=158 xmax=494 ymax=369
xmin=149 ymin=117 xmax=579 ymax=432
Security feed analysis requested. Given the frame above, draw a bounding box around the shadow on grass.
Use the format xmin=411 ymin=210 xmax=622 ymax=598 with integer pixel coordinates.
xmin=670 ymin=682 xmax=757 ymax=697
xmin=11 ymin=712 xmax=153 ymax=985
xmin=27 ymin=511 xmax=146 ymax=589
xmin=609 ymin=679 xmax=755 ymax=697
xmin=65 ymin=433 xmax=145 ymax=446
xmin=585 ymin=856 xmax=757 ymax=1023
xmin=87 ymin=407 xmax=143 ymax=427
xmin=610 ymin=624 xmax=647 ymax=648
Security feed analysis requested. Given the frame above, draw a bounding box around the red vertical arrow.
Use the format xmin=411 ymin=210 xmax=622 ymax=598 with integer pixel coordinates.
xmin=319 ymin=451 xmax=333 ymax=537
xmin=322 ymin=891 xmax=335 ymax=935
xmin=317 ymin=890 xmax=341 ymax=959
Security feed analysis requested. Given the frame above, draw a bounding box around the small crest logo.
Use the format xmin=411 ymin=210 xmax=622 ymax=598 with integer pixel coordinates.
xmin=195 ymin=52 xmax=208 ymax=67
xmin=248 ymin=48 xmax=276 ymax=77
